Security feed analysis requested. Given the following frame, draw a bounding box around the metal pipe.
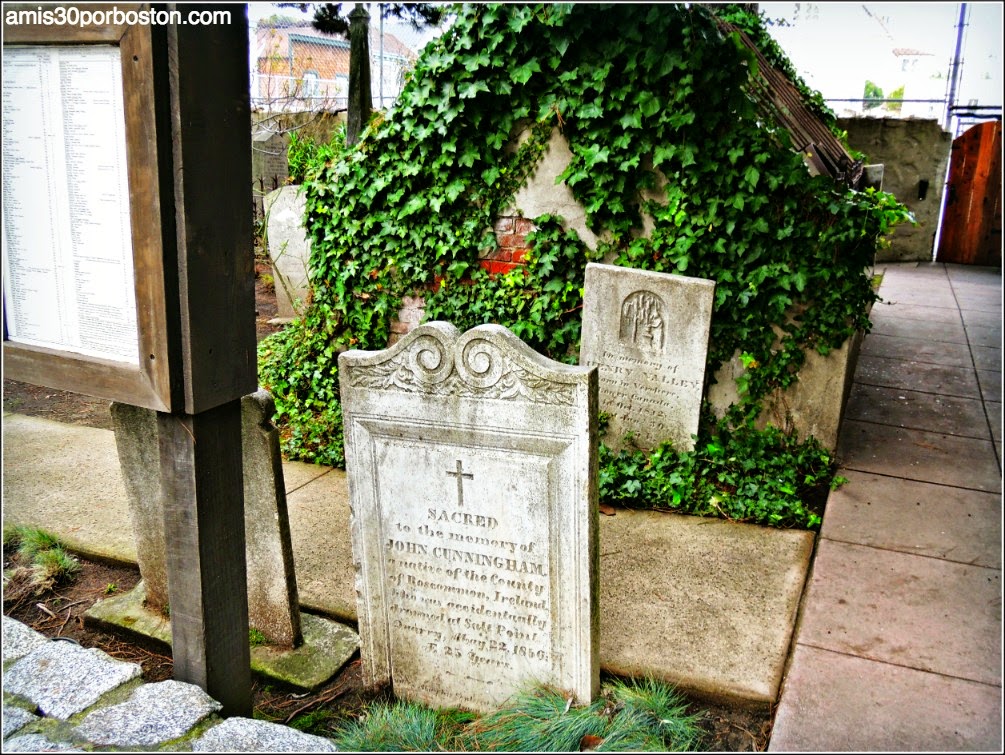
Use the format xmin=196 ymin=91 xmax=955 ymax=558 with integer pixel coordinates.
xmin=379 ymin=3 xmax=384 ymax=109
xmin=945 ymin=3 xmax=968 ymax=130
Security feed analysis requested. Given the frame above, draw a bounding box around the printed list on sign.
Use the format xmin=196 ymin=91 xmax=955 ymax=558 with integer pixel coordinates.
xmin=1 ymin=45 xmax=138 ymax=364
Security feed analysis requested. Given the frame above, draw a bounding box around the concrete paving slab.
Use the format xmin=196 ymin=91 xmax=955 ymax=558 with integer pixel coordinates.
xmin=853 ymin=354 xmax=982 ymax=398
xmin=2 ymin=414 xmax=137 ymax=564
xmin=821 ymin=470 xmax=1001 ymax=568
xmin=945 ymin=264 xmax=1002 ymax=284
xmin=972 ymin=344 xmax=1003 ymax=372
xmin=954 ymin=293 xmax=1003 ymax=314
xmin=977 ymin=369 xmax=1002 ymax=404
xmin=796 ymin=539 xmax=1001 ymax=686
xmin=284 ymin=470 xmax=357 ymax=623
xmin=987 ymin=401 xmax=1003 ymax=444
xmin=769 ymin=645 xmax=1003 ymax=752
xmin=868 ymin=316 xmax=967 ymax=344
xmin=838 ymin=419 xmax=1001 ymax=492
xmin=961 ymin=309 xmax=1004 ymax=330
xmin=874 ymin=289 xmax=958 ymax=308
xmin=597 ymin=510 xmax=814 ymax=710
xmin=966 ymin=323 xmax=1003 ymax=349
xmin=844 ymin=383 xmax=989 ymax=438
xmin=968 ymin=345 xmax=1000 ymax=375
xmin=859 ymin=333 xmax=973 ymax=367
xmin=282 ymin=460 xmax=333 ymax=494
xmin=868 ymin=300 xmax=962 ymax=324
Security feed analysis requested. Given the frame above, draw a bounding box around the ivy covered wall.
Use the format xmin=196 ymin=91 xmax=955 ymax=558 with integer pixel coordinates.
xmin=259 ymin=3 xmax=910 ymax=476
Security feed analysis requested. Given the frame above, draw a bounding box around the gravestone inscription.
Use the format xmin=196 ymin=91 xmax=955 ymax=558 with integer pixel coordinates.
xmin=339 ymin=322 xmax=599 ymax=712
xmin=580 ymin=262 xmax=715 ymax=452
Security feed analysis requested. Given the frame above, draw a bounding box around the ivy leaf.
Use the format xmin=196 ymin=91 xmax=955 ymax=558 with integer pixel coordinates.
xmin=635 ymin=91 xmax=661 ymax=118
xmin=744 ymin=166 xmax=760 ymax=188
xmin=463 ymin=50 xmax=491 ymax=72
xmin=653 ymin=144 xmax=677 ymax=166
xmin=445 ymin=180 xmax=466 ymax=202
xmin=577 ymin=100 xmax=604 ymax=119
xmin=459 ymin=146 xmax=480 ymax=168
xmin=727 ymin=146 xmax=744 ymax=165
xmin=459 ymin=81 xmax=490 ymax=99
xmin=511 ymin=58 xmax=541 ymax=85
xmin=793 ymin=270 xmax=808 ymax=292
xmin=619 ymin=111 xmax=642 ymax=130
xmin=581 ymin=144 xmax=610 ymax=168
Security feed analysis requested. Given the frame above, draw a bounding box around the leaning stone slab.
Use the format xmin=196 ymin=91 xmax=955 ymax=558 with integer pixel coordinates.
xmin=109 ymin=389 xmax=302 ymax=647
xmin=339 ymin=321 xmax=599 ymax=712
xmin=242 ymin=389 xmax=302 ymax=648
xmin=192 ymin=717 xmax=338 ymax=752
xmin=580 ymin=262 xmax=715 ymax=451
xmin=2 ymin=616 xmax=48 ymax=665
xmin=2 ymin=642 xmax=141 ymax=720
xmin=110 ymin=403 xmax=169 ymax=611
xmin=84 ymin=580 xmax=173 ymax=647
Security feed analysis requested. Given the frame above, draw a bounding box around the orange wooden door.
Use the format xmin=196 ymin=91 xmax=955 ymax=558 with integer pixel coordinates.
xmin=937 ymin=121 xmax=1002 ymax=266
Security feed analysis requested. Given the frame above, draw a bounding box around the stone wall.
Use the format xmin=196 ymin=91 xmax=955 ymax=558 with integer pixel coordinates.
xmin=838 ymin=117 xmax=952 ymax=263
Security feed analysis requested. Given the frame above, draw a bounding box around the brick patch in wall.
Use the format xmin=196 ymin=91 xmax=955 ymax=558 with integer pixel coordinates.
xmin=480 ymin=260 xmax=520 ymax=276
xmin=389 ymin=216 xmax=534 ymax=343
xmin=389 ymin=295 xmax=427 ymax=345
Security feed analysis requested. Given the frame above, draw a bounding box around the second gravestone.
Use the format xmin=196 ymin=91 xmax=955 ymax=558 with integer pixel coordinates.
xmin=580 ymin=262 xmax=715 ymax=452
xmin=339 ymin=322 xmax=599 ymax=712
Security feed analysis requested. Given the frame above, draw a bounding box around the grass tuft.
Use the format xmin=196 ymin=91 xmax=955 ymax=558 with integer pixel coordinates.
xmin=331 ymin=700 xmax=456 ymax=752
xmin=28 ymin=545 xmax=81 ymax=593
xmin=324 ymin=678 xmax=704 ymax=751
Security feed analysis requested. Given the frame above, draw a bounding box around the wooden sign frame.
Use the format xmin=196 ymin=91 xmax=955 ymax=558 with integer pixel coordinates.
xmin=2 ymin=4 xmax=174 ymax=411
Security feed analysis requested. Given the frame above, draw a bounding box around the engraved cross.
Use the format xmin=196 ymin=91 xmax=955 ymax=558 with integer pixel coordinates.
xmin=445 ymin=459 xmax=474 ymax=507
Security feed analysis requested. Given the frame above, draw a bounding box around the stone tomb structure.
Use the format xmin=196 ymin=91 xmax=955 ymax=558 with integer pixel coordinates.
xmin=339 ymin=322 xmax=599 ymax=712
xmin=580 ymin=262 xmax=715 ymax=452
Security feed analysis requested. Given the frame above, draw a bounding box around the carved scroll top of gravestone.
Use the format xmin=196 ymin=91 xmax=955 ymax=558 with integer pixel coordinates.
xmin=346 ymin=321 xmax=586 ymax=406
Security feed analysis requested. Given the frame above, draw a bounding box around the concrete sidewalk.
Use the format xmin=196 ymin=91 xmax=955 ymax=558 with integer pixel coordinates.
xmin=3 ymin=262 xmax=1002 ymax=751
xmin=770 ymin=262 xmax=1002 ymax=751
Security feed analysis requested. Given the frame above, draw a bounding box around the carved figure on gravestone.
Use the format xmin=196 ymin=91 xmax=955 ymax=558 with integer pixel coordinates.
xmin=619 ymin=290 xmax=666 ymax=353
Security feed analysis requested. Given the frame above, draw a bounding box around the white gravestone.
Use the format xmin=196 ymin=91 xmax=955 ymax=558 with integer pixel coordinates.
xmin=339 ymin=322 xmax=599 ymax=712
xmin=264 ymin=185 xmax=312 ymax=319
xmin=580 ymin=262 xmax=715 ymax=452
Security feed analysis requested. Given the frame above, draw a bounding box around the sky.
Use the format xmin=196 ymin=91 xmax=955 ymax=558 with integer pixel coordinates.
xmin=760 ymin=2 xmax=1003 ymax=126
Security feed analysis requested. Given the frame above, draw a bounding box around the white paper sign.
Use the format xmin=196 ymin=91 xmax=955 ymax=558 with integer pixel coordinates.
xmin=2 ymin=45 xmax=138 ymax=364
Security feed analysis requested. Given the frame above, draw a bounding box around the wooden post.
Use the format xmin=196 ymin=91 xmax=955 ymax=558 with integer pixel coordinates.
xmin=158 ymin=403 xmax=251 ymax=716
xmin=155 ymin=4 xmax=258 ymax=717
xmin=347 ymin=3 xmax=372 ymax=146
